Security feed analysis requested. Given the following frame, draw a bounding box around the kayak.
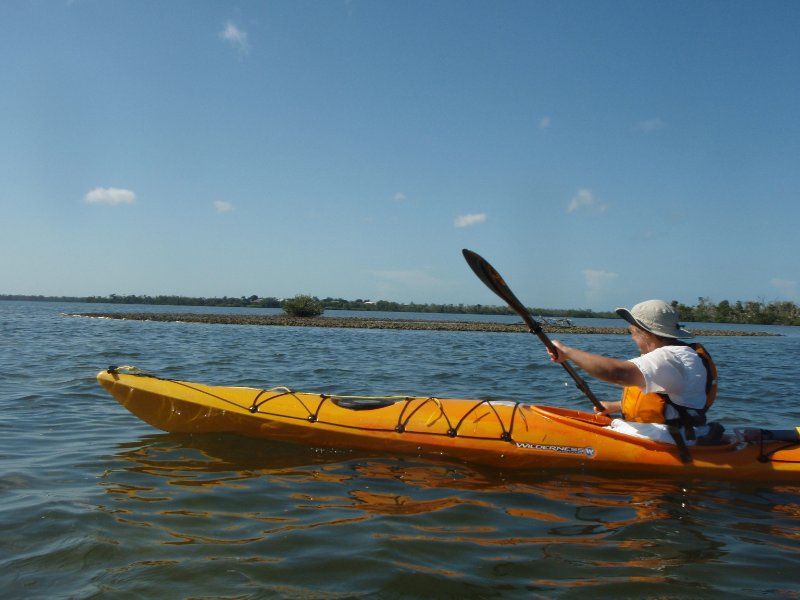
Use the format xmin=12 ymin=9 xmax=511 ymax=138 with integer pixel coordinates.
xmin=97 ymin=367 xmax=800 ymax=481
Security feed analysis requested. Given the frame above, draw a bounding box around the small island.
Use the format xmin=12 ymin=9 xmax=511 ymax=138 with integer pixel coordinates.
xmin=67 ymin=312 xmax=776 ymax=336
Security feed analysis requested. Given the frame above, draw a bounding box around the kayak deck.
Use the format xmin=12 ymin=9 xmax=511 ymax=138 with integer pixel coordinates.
xmin=97 ymin=367 xmax=800 ymax=480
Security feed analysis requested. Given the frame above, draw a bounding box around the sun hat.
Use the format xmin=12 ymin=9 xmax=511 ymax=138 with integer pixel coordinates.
xmin=615 ymin=299 xmax=693 ymax=339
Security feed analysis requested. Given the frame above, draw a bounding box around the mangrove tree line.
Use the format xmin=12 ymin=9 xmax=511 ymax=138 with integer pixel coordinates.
xmin=2 ymin=294 xmax=798 ymax=325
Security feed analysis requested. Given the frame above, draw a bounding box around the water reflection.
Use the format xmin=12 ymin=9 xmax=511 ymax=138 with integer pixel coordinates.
xmin=95 ymin=432 xmax=800 ymax=596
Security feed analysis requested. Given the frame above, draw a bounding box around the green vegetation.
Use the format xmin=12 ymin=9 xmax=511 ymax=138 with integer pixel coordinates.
xmin=671 ymin=298 xmax=800 ymax=326
xmin=319 ymin=297 xmax=613 ymax=318
xmin=2 ymin=294 xmax=799 ymax=325
xmin=281 ymin=294 xmax=324 ymax=317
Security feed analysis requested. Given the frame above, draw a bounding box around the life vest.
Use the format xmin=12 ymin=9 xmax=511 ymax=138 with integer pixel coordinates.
xmin=620 ymin=342 xmax=718 ymax=427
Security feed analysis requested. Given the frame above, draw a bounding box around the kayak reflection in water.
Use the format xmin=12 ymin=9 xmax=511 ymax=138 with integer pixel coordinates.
xmin=548 ymin=299 xmax=723 ymax=447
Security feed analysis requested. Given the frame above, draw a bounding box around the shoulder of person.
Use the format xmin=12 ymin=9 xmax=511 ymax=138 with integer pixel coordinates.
xmin=644 ymin=344 xmax=697 ymax=362
xmin=669 ymin=343 xmax=698 ymax=353
xmin=656 ymin=344 xmax=705 ymax=369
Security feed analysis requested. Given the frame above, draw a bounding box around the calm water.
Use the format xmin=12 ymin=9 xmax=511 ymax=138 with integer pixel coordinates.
xmin=2 ymin=301 xmax=800 ymax=599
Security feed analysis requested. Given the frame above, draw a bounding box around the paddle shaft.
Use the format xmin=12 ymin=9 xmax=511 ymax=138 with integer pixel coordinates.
xmin=462 ymin=249 xmax=604 ymax=411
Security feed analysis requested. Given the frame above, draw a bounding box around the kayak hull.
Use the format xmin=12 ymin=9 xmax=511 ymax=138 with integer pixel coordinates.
xmin=97 ymin=368 xmax=800 ymax=480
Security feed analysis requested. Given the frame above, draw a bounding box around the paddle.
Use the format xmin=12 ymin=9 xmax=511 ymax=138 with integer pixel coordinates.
xmin=462 ymin=249 xmax=604 ymax=411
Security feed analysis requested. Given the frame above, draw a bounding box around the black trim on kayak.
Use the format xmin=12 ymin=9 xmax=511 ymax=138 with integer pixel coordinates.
xmin=249 ymin=389 xmax=524 ymax=442
xmin=750 ymin=429 xmax=800 ymax=463
xmin=448 ymin=398 xmax=521 ymax=443
xmin=759 ymin=442 xmax=800 ymax=464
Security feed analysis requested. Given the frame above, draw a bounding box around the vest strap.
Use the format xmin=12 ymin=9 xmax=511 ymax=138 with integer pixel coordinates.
xmin=667 ymin=425 xmax=693 ymax=463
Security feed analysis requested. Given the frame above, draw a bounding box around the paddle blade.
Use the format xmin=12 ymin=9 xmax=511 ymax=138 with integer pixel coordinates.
xmin=462 ymin=249 xmax=532 ymax=323
xmin=461 ymin=248 xmax=529 ymax=316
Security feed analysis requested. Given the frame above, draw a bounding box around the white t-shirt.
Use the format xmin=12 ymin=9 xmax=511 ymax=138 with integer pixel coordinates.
xmin=628 ymin=345 xmax=708 ymax=416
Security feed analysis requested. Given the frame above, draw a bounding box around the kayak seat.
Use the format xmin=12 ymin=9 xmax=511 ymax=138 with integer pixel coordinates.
xmin=332 ymin=397 xmax=401 ymax=411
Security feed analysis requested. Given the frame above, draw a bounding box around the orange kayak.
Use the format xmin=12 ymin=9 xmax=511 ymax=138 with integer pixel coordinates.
xmin=97 ymin=367 xmax=800 ymax=480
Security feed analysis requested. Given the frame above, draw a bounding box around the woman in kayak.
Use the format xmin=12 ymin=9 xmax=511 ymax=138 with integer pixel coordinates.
xmin=548 ymin=299 xmax=719 ymax=445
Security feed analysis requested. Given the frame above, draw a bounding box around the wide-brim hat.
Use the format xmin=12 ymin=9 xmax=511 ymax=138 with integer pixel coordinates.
xmin=616 ymin=299 xmax=693 ymax=339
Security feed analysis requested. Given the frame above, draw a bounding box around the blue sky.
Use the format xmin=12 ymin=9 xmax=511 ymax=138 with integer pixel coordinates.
xmin=2 ymin=0 xmax=798 ymax=310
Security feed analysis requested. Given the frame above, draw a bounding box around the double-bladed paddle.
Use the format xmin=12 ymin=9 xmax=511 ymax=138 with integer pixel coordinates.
xmin=462 ymin=249 xmax=604 ymax=411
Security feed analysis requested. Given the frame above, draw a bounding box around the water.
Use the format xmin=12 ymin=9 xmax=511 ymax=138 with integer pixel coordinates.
xmin=2 ymin=301 xmax=799 ymax=598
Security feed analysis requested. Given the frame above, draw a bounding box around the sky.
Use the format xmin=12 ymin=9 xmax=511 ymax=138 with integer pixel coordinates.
xmin=2 ymin=0 xmax=799 ymax=311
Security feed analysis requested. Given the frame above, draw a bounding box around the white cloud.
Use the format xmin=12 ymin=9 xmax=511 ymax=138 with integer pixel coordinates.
xmin=214 ymin=200 xmax=234 ymax=213
xmin=219 ymin=21 xmax=250 ymax=55
xmin=771 ymin=278 xmax=797 ymax=300
xmin=567 ymin=189 xmax=607 ymax=214
xmin=83 ymin=187 xmax=136 ymax=206
xmin=393 ymin=192 xmax=408 ymax=202
xmin=454 ymin=213 xmax=487 ymax=228
xmin=637 ymin=118 xmax=666 ymax=132
xmin=539 ymin=116 xmax=551 ymax=129
xmin=584 ymin=269 xmax=619 ymax=305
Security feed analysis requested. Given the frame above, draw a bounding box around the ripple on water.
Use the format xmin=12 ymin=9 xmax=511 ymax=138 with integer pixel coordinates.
xmin=1 ymin=302 xmax=800 ymax=598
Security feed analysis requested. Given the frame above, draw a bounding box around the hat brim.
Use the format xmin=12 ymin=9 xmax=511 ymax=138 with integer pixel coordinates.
xmin=615 ymin=308 xmax=693 ymax=339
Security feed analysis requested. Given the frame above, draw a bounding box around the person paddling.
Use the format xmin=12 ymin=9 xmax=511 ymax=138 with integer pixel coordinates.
xmin=548 ymin=299 xmax=720 ymax=447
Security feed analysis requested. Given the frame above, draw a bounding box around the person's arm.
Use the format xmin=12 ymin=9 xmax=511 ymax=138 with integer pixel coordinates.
xmin=548 ymin=340 xmax=645 ymax=389
xmin=598 ymin=399 xmax=622 ymax=416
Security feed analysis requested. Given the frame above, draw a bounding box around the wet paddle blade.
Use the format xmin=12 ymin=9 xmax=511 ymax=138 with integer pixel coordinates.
xmin=462 ymin=249 xmax=536 ymax=329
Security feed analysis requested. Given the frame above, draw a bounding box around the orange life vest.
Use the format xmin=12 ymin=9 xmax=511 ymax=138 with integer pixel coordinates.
xmin=620 ymin=343 xmax=718 ymax=425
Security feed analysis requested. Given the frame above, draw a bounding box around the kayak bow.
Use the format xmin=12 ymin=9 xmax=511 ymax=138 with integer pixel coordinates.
xmin=97 ymin=367 xmax=800 ymax=480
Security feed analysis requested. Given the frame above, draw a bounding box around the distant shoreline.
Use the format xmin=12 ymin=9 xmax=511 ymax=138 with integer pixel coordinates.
xmin=67 ymin=312 xmax=777 ymax=336
xmin=6 ymin=295 xmax=798 ymax=326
